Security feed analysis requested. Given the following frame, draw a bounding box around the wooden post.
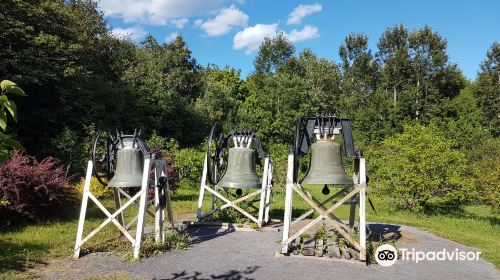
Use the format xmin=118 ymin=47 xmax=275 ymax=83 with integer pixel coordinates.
xmin=154 ymin=160 xmax=164 ymax=243
xmin=349 ymin=159 xmax=359 ymax=229
xmin=358 ymin=158 xmax=367 ymax=261
xmin=281 ymin=153 xmax=294 ymax=254
xmin=113 ymin=189 xmax=125 ymax=227
xmin=73 ymin=161 xmax=93 ymax=259
xmin=196 ymin=155 xmax=208 ymax=220
xmin=257 ymin=157 xmax=270 ymax=227
xmin=133 ymin=158 xmax=150 ymax=259
xmin=264 ymin=160 xmax=273 ymax=223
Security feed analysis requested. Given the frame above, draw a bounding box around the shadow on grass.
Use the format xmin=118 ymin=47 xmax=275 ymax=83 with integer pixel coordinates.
xmin=162 ymin=266 xmax=260 ymax=280
xmin=0 ymin=239 xmax=48 ymax=273
xmin=423 ymin=204 xmax=499 ymax=226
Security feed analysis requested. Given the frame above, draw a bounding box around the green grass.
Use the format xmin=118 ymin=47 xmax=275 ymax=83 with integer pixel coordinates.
xmin=0 ymin=186 xmax=499 ymax=279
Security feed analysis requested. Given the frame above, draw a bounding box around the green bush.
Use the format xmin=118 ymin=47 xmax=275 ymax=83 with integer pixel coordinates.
xmin=75 ymin=176 xmax=112 ymax=199
xmin=368 ymin=123 xmax=471 ymax=212
xmin=470 ymin=138 xmax=500 ymax=211
xmin=269 ymin=143 xmax=290 ymax=191
xmin=172 ymin=148 xmax=205 ymax=188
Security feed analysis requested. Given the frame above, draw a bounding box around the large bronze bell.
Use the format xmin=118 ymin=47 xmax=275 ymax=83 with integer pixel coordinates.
xmin=301 ymin=139 xmax=353 ymax=185
xmin=108 ymin=145 xmax=145 ymax=188
xmin=218 ymin=147 xmax=261 ymax=189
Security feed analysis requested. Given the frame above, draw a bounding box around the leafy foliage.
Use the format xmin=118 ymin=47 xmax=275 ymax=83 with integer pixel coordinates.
xmin=368 ymin=123 xmax=471 ymax=212
xmin=0 ymin=151 xmax=73 ymax=225
xmin=171 ymin=148 xmax=205 ymax=188
xmin=0 ymin=80 xmax=25 ymax=162
xmin=75 ymin=176 xmax=111 ymax=199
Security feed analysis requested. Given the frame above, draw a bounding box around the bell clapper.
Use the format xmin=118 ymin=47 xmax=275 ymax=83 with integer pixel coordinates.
xmin=322 ymin=185 xmax=330 ymax=195
xmin=236 ymin=189 xmax=243 ymax=196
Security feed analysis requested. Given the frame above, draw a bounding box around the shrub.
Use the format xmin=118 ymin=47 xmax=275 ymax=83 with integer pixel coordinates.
xmin=368 ymin=123 xmax=471 ymax=212
xmin=75 ymin=176 xmax=112 ymax=199
xmin=470 ymin=138 xmax=500 ymax=211
xmin=0 ymin=151 xmax=74 ymax=225
xmin=146 ymin=133 xmax=180 ymax=191
xmin=269 ymin=143 xmax=290 ymax=191
xmin=172 ymin=148 xmax=205 ymax=188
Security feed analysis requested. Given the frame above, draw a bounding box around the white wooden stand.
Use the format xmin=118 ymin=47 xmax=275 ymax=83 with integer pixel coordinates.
xmin=281 ymin=153 xmax=367 ymax=261
xmin=74 ymin=159 xmax=174 ymax=260
xmin=196 ymin=155 xmax=273 ymax=227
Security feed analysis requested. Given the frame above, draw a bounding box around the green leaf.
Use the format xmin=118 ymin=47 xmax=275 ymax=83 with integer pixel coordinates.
xmin=0 ymin=110 xmax=6 ymax=131
xmin=3 ymin=99 xmax=17 ymax=121
xmin=0 ymin=148 xmax=8 ymax=163
xmin=2 ymin=135 xmax=23 ymax=150
xmin=6 ymin=85 xmax=26 ymax=96
xmin=0 ymin=80 xmax=15 ymax=91
xmin=1 ymin=80 xmax=26 ymax=96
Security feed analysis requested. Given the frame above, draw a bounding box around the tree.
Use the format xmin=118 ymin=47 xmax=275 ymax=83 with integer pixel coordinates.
xmin=376 ymin=25 xmax=466 ymax=130
xmin=195 ymin=65 xmax=247 ymax=130
xmin=474 ymin=42 xmax=500 ymax=136
xmin=369 ymin=123 xmax=470 ymax=212
xmin=0 ymin=80 xmax=25 ymax=162
xmin=439 ymin=86 xmax=490 ymax=151
xmin=253 ymin=33 xmax=295 ymax=75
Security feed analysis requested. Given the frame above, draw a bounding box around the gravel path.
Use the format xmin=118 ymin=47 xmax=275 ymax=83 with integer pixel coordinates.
xmin=37 ymin=223 xmax=499 ymax=280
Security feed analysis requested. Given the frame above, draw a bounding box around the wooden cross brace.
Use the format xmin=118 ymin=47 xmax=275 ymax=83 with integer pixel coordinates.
xmin=196 ymin=155 xmax=273 ymax=227
xmin=74 ymin=159 xmax=174 ymax=260
xmin=281 ymin=153 xmax=367 ymax=261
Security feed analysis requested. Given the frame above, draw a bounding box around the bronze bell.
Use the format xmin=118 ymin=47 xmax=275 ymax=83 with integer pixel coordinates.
xmin=218 ymin=147 xmax=261 ymax=189
xmin=108 ymin=145 xmax=145 ymax=188
xmin=301 ymin=139 xmax=353 ymax=185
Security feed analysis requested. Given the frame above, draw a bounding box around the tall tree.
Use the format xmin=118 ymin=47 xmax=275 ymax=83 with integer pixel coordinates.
xmin=253 ymin=33 xmax=295 ymax=75
xmin=474 ymin=42 xmax=500 ymax=136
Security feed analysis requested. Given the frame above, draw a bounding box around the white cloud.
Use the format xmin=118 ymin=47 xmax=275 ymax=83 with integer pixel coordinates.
xmin=287 ymin=3 xmax=322 ymax=25
xmin=233 ymin=23 xmax=278 ymax=54
xmin=286 ymin=25 xmax=319 ymax=42
xmin=165 ymin=32 xmax=178 ymax=42
xmin=196 ymin=5 xmax=249 ymax=36
xmin=170 ymin=17 xmax=188 ymax=29
xmin=99 ymin=0 xmax=225 ymax=25
xmin=111 ymin=27 xmax=146 ymax=41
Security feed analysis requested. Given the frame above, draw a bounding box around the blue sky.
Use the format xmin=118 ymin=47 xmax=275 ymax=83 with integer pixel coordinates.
xmin=101 ymin=0 xmax=499 ymax=80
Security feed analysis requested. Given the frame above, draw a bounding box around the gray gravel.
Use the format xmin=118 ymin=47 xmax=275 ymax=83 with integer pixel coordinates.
xmin=37 ymin=223 xmax=499 ymax=280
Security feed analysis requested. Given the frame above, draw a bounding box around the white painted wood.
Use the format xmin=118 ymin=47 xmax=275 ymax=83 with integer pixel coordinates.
xmin=264 ymin=160 xmax=273 ymax=223
xmin=291 ymin=184 xmax=361 ymax=251
xmin=154 ymin=161 xmax=163 ymax=243
xmin=73 ymin=161 xmax=93 ymax=259
xmin=281 ymin=153 xmax=294 ymax=254
xmin=197 ymin=155 xmax=208 ymax=220
xmin=204 ymin=185 xmax=260 ymax=224
xmin=358 ymin=157 xmax=367 ymax=261
xmin=198 ymin=189 xmax=262 ymax=218
xmin=89 ymin=193 xmax=135 ymax=244
xmin=113 ymin=188 xmax=125 ymax=227
xmin=78 ymin=186 xmax=144 ymax=247
xmin=257 ymin=157 xmax=270 ymax=226
xmin=133 ymin=158 xmax=151 ymax=259
xmin=291 ymin=186 xmax=348 ymax=225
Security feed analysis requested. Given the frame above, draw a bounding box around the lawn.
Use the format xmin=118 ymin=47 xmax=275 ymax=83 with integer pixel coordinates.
xmin=1 ymin=186 xmax=499 ymax=279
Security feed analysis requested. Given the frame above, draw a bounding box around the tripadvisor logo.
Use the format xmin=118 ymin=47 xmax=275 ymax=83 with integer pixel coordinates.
xmin=375 ymin=244 xmax=482 ymax=267
xmin=375 ymin=244 xmax=398 ymax=267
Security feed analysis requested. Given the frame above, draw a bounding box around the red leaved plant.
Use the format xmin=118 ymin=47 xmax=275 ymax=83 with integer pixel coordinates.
xmin=0 ymin=151 xmax=74 ymax=225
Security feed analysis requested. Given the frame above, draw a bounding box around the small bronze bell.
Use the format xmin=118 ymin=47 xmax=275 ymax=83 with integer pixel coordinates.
xmin=218 ymin=147 xmax=261 ymax=189
xmin=108 ymin=145 xmax=145 ymax=188
xmin=301 ymin=139 xmax=353 ymax=185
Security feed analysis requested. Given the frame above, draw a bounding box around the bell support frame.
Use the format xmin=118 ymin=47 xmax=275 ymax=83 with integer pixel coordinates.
xmin=281 ymin=116 xmax=367 ymax=261
xmin=196 ymin=125 xmax=273 ymax=228
xmin=74 ymin=132 xmax=174 ymax=260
